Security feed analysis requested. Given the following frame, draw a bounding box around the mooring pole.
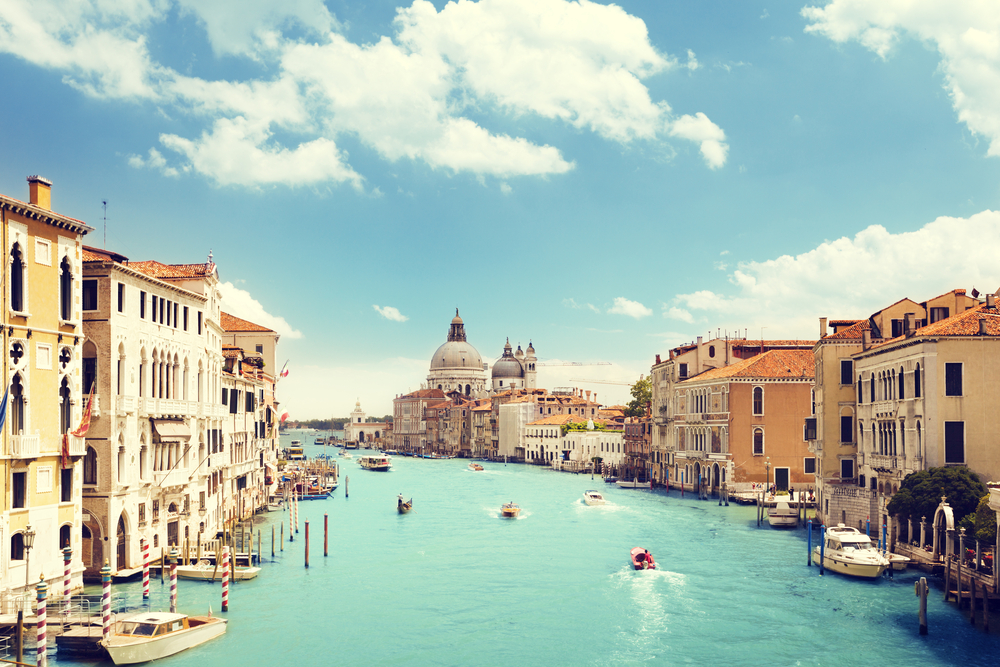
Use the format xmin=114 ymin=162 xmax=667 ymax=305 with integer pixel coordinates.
xmin=819 ymin=525 xmax=826 ymax=576
xmin=807 ymin=519 xmax=813 ymax=566
xmin=916 ymin=576 xmax=928 ymax=635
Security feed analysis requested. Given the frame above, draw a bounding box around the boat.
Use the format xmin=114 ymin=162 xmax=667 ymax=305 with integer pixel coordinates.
xmin=384 ymin=449 xmax=399 ymax=455
xmin=176 ymin=560 xmax=261 ymax=581
xmin=811 ymin=524 xmax=889 ymax=578
xmin=888 ymin=553 xmax=911 ymax=571
xmin=397 ymin=495 xmax=412 ymax=514
xmin=767 ymin=501 xmax=797 ymax=528
xmin=339 ymin=449 xmax=352 ymax=459
xmin=630 ymin=547 xmax=656 ymax=570
xmin=358 ymin=455 xmax=392 ymax=471
xmin=616 ymin=479 xmax=643 ymax=488
xmin=286 ymin=444 xmax=305 ymax=461
xmin=314 ymin=438 xmax=326 ymax=445
xmin=583 ymin=490 xmax=606 ymax=506
xmin=266 ymin=496 xmax=284 ymax=512
xmin=501 ymin=502 xmax=520 ymax=518
xmin=100 ymin=612 xmax=227 ymax=665
xmin=468 ymin=463 xmax=484 ymax=471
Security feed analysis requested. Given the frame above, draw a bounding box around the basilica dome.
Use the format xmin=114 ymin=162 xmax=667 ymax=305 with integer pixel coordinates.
xmin=429 ymin=310 xmax=483 ymax=371
xmin=491 ymin=339 xmax=524 ymax=379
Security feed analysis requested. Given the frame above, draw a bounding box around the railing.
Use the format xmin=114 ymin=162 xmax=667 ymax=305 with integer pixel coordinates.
xmin=117 ymin=395 xmax=136 ymax=413
xmin=869 ymin=453 xmax=899 ymax=470
xmin=153 ymin=467 xmax=190 ymax=489
xmin=68 ymin=434 xmax=86 ymax=456
xmin=85 ymin=394 xmax=101 ymax=418
xmin=10 ymin=432 xmax=40 ymax=458
xmin=872 ymin=400 xmax=894 ymax=415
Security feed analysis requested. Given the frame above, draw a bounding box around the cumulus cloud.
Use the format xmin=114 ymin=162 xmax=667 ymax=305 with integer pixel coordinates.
xmin=219 ymin=281 xmax=303 ymax=339
xmin=128 ymin=148 xmax=179 ymax=177
xmin=803 ymin=0 xmax=1000 ymax=158
xmin=563 ymin=297 xmax=601 ymax=313
xmin=608 ymin=297 xmax=652 ymax=318
xmin=373 ymin=305 xmax=409 ymax=322
xmin=665 ymin=209 xmax=1000 ymax=337
xmin=0 ymin=0 xmax=727 ymax=187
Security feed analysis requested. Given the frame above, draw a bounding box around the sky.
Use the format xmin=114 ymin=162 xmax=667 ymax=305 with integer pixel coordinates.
xmin=2 ymin=0 xmax=999 ymax=418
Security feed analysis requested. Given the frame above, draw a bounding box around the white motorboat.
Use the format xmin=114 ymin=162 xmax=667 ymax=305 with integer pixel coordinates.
xmin=358 ymin=454 xmax=392 ymax=471
xmin=812 ymin=524 xmax=889 ymax=578
xmin=176 ymin=560 xmax=261 ymax=581
xmin=615 ymin=479 xmax=644 ymax=489
xmin=888 ymin=553 xmax=911 ymax=571
xmin=583 ymin=490 xmax=606 ymax=506
xmin=767 ymin=501 xmax=797 ymax=528
xmin=101 ymin=612 xmax=227 ymax=665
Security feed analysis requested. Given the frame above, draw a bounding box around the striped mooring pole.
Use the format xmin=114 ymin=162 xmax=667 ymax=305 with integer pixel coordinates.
xmin=169 ymin=548 xmax=178 ymax=613
xmin=102 ymin=561 xmax=112 ymax=641
xmin=305 ymin=520 xmax=310 ymax=568
xmin=295 ymin=489 xmax=300 ymax=534
xmin=142 ymin=538 xmax=150 ymax=600
xmin=63 ymin=545 xmax=73 ymax=613
xmin=289 ymin=499 xmax=294 ymax=542
xmin=222 ymin=546 xmax=230 ymax=612
xmin=36 ymin=576 xmax=48 ymax=667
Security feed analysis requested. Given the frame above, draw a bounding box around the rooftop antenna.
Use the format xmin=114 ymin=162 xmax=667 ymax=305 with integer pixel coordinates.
xmin=102 ymin=200 xmax=107 ymax=248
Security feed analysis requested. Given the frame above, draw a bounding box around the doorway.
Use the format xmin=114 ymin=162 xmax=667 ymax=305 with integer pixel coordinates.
xmin=774 ymin=467 xmax=790 ymax=491
xmin=116 ymin=514 xmax=127 ymax=570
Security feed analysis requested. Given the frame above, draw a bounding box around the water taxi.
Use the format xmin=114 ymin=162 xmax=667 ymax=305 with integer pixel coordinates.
xmin=615 ymin=479 xmax=644 ymax=489
xmin=812 ymin=524 xmax=889 ymax=578
xmin=101 ymin=612 xmax=227 ymax=665
xmin=176 ymin=560 xmax=261 ymax=581
xmin=767 ymin=501 xmax=797 ymax=528
xmin=286 ymin=443 xmax=305 ymax=460
xmin=468 ymin=463 xmax=484 ymax=471
xmin=630 ymin=547 xmax=656 ymax=570
xmin=501 ymin=502 xmax=520 ymax=518
xmin=358 ymin=454 xmax=392 ymax=471
xmin=583 ymin=490 xmax=606 ymax=506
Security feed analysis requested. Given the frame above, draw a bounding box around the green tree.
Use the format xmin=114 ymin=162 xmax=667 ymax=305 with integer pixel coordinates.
xmin=887 ymin=466 xmax=987 ymax=528
xmin=624 ymin=376 xmax=651 ymax=418
xmin=969 ymin=494 xmax=997 ymax=544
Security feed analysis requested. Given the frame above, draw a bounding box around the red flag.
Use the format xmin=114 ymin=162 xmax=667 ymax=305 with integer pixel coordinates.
xmin=72 ymin=384 xmax=96 ymax=437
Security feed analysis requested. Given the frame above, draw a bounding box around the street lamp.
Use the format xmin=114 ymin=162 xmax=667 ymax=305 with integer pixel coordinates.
xmin=23 ymin=524 xmax=36 ymax=589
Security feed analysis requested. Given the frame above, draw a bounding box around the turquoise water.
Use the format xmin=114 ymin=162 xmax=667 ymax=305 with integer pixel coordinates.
xmin=57 ymin=457 xmax=997 ymax=666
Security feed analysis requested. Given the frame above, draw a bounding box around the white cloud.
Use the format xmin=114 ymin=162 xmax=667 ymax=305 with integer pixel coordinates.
xmin=373 ymin=305 xmax=409 ymax=322
xmin=563 ymin=297 xmax=601 ymax=313
xmin=219 ymin=281 xmax=303 ymax=339
xmin=608 ymin=297 xmax=652 ymax=318
xmin=500 ymin=182 xmax=513 ymax=195
xmin=666 ymin=306 xmax=695 ymax=323
xmin=0 ymin=0 xmax=728 ymax=187
xmin=666 ymin=209 xmax=1000 ymax=337
xmin=128 ymin=147 xmax=179 ymax=176
xmin=802 ymin=0 xmax=1000 ymax=157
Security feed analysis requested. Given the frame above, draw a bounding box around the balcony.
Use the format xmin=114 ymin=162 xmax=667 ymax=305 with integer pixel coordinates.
xmin=67 ymin=435 xmax=86 ymax=457
xmin=872 ymin=401 xmax=894 ymax=415
xmin=10 ymin=432 xmax=40 ymax=458
xmin=153 ymin=468 xmax=191 ymax=490
xmin=869 ymin=454 xmax=899 ymax=470
xmin=84 ymin=394 xmax=101 ymax=419
xmin=117 ymin=395 xmax=136 ymax=414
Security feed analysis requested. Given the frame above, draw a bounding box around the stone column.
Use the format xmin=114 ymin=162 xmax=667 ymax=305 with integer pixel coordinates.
xmin=920 ymin=516 xmax=927 ymax=549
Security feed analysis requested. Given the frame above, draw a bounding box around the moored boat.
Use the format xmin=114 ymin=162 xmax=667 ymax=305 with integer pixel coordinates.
xmin=176 ymin=560 xmax=261 ymax=581
xmin=101 ymin=612 xmax=227 ymax=665
xmin=767 ymin=501 xmax=797 ymax=528
xmin=811 ymin=524 xmax=889 ymax=578
xmin=286 ymin=443 xmax=305 ymax=460
xmin=501 ymin=502 xmax=520 ymax=518
xmin=583 ymin=490 xmax=606 ymax=506
xmin=630 ymin=547 xmax=656 ymax=570
xmin=359 ymin=454 xmax=392 ymax=471
xmin=616 ymin=479 xmax=643 ymax=489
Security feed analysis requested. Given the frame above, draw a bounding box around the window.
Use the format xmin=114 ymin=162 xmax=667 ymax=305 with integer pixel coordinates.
xmin=752 ymin=387 xmax=763 ymax=415
xmin=159 ymin=297 xmax=165 ymax=324
xmin=891 ymin=319 xmax=904 ymax=338
xmin=708 ymin=345 xmax=715 ymax=358
xmin=914 ymin=364 xmax=922 ymax=398
xmin=198 ymin=311 xmax=203 ymax=335
xmin=59 ymin=377 xmax=72 ymax=434
xmin=10 ymin=533 xmax=25 ymax=560
xmin=139 ymin=503 xmax=146 ymax=524
xmin=804 ymin=417 xmax=817 ymax=441
xmin=183 ymin=306 xmax=189 ymax=331
xmin=679 ymin=363 xmax=688 ymax=379
xmin=945 ymin=363 xmax=963 ymax=396
xmin=840 ymin=458 xmax=855 ymax=480
xmin=60 ymin=257 xmax=73 ymax=320
xmin=151 ymin=295 xmax=158 ymax=322
xmin=61 ymin=467 xmax=73 ymax=502
xmin=117 ymin=283 xmax=125 ymax=312
xmin=898 ymin=367 xmax=905 ymax=400
xmin=944 ymin=421 xmax=965 ymax=464
xmin=174 ymin=303 xmax=178 ymax=328
xmin=140 ymin=291 xmax=146 ymax=318
xmin=82 ymin=356 xmax=96 ymax=393
xmin=11 ymin=373 xmax=25 ymax=435
xmin=256 ymin=344 xmax=263 ymax=354
xmin=82 ymin=279 xmax=98 ymax=311
xmin=840 ymin=359 xmax=853 ymax=386
xmin=840 ymin=415 xmax=853 ymax=444
xmin=804 ymin=457 xmax=816 ymax=474
xmin=10 ymin=243 xmax=24 ymax=312
xmin=165 ymin=300 xmax=171 ymax=326
xmin=84 ymin=447 xmax=97 ymax=484
xmin=930 ymin=307 xmax=950 ymax=324
xmin=13 ymin=471 xmax=27 ymax=508
xmin=869 ymin=375 xmax=875 ymax=403
xmin=752 ymin=428 xmax=764 ymax=455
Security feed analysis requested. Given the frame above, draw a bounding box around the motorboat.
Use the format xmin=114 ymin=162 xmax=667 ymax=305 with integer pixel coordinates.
xmin=358 ymin=455 xmax=392 ymax=471
xmin=501 ymin=502 xmax=520 ymax=518
xmin=101 ymin=612 xmax=227 ymax=665
xmin=175 ymin=560 xmax=261 ymax=581
xmin=266 ymin=496 xmax=284 ymax=512
xmin=384 ymin=449 xmax=399 ymax=455
xmin=616 ymin=479 xmax=644 ymax=489
xmin=340 ymin=450 xmax=352 ymax=459
xmin=468 ymin=463 xmax=484 ymax=471
xmin=583 ymin=490 xmax=606 ymax=506
xmin=286 ymin=444 xmax=305 ymax=460
xmin=888 ymin=553 xmax=911 ymax=571
xmin=767 ymin=501 xmax=797 ymax=528
xmin=812 ymin=524 xmax=889 ymax=578
xmin=630 ymin=547 xmax=656 ymax=570
xmin=397 ymin=495 xmax=412 ymax=514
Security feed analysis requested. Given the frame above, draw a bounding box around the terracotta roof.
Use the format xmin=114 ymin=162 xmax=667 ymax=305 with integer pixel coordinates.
xmin=222 ymin=346 xmax=241 ymax=359
xmin=730 ymin=340 xmax=816 ymax=350
xmin=901 ymin=303 xmax=1000 ymax=338
xmin=829 ymin=319 xmax=863 ymax=326
xmin=823 ymin=319 xmax=873 ymax=341
xmin=685 ymin=349 xmax=815 ymax=382
xmin=472 ymin=404 xmax=492 ymax=412
xmin=221 ymin=311 xmax=275 ymax=333
xmin=0 ymin=191 xmax=94 ymax=235
xmin=130 ymin=260 xmax=215 ymax=280
xmin=527 ymin=414 xmax=602 ymax=426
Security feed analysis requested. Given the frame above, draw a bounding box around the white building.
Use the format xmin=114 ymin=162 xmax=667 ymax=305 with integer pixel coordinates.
xmin=344 ymin=400 xmax=387 ymax=445
xmin=522 ymin=415 xmax=624 ymax=471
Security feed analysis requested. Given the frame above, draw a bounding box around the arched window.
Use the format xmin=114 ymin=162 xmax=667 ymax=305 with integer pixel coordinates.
xmin=11 ymin=373 xmax=25 ymax=435
xmin=869 ymin=375 xmax=875 ymax=403
xmin=10 ymin=533 xmax=25 ymax=560
xmin=60 ymin=257 xmax=73 ymax=321
xmin=82 ymin=341 xmax=97 ymax=394
xmin=59 ymin=525 xmax=71 ymax=549
xmin=752 ymin=428 xmax=764 ymax=455
xmin=857 ymin=377 xmax=863 ymax=404
xmin=465 ymin=384 xmax=471 ymax=396
xmin=84 ymin=446 xmax=98 ymax=485
xmin=59 ymin=376 xmax=72 ymax=434
xmin=10 ymin=243 xmax=24 ymax=312
xmin=914 ymin=363 xmax=921 ymax=398
xmin=752 ymin=387 xmax=763 ymax=415
xmin=898 ymin=367 xmax=905 ymax=400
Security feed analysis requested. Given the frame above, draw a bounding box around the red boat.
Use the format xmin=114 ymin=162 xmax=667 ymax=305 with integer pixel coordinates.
xmin=630 ymin=547 xmax=656 ymax=570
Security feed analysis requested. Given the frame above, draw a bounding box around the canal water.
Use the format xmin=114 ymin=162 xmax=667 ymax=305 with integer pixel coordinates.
xmin=57 ymin=455 xmax=997 ymax=666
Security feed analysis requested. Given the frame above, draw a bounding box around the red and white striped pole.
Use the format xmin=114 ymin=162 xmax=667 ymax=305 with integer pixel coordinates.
xmin=141 ymin=538 xmax=149 ymax=600
xmin=289 ymin=501 xmax=294 ymax=542
xmin=63 ymin=545 xmax=72 ymax=614
xmin=221 ymin=546 xmax=230 ymax=612
xmin=36 ymin=576 xmax=48 ymax=667
xmin=101 ymin=561 xmax=112 ymax=641
xmin=294 ymin=488 xmax=299 ymax=533
xmin=169 ymin=548 xmax=178 ymax=613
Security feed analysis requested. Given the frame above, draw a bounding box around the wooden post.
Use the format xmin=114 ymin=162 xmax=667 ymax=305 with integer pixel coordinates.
xmin=305 ymin=520 xmax=310 ymax=568
xmin=944 ymin=557 xmax=951 ymax=601
xmin=15 ymin=609 xmax=23 ymax=664
xmin=272 ymin=525 xmax=275 ymax=559
xmin=281 ymin=522 xmax=284 ymax=551
xmin=982 ymin=581 xmax=990 ymax=632
xmin=819 ymin=525 xmax=826 ymax=576
xmin=324 ymin=513 xmax=329 ymax=557
xmin=160 ymin=547 xmax=165 ymax=583
xmin=807 ymin=520 xmax=813 ymax=566
xmin=970 ymin=574 xmax=978 ymax=625
xmin=185 ymin=537 xmax=190 ymax=566
xmin=257 ymin=531 xmax=261 ymax=566
xmin=916 ymin=576 xmax=928 ymax=635
xmin=197 ymin=534 xmax=202 ymax=566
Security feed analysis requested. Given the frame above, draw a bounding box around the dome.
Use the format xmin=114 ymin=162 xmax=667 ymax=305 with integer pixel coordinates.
xmin=430 ymin=340 xmax=483 ymax=370
xmin=492 ymin=338 xmax=524 ymax=380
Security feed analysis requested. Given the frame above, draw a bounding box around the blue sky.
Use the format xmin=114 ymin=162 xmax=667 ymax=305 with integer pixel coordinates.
xmin=2 ymin=0 xmax=999 ymax=418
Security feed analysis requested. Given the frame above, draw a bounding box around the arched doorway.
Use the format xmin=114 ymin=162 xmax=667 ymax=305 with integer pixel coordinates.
xmin=694 ymin=462 xmax=702 ymax=493
xmin=116 ymin=513 xmax=128 ymax=570
xmin=712 ymin=463 xmax=721 ymax=496
xmin=359 ymin=432 xmax=366 ymax=443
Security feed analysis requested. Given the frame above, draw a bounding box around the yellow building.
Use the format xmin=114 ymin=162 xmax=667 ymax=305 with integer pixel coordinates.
xmin=2 ymin=176 xmax=93 ymax=594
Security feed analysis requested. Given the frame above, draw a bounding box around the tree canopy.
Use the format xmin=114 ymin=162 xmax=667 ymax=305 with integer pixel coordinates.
xmin=886 ymin=466 xmax=987 ymax=527
xmin=624 ymin=376 xmax=651 ymax=418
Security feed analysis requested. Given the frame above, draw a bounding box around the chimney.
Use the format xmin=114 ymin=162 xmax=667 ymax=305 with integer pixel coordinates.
xmin=819 ymin=317 xmax=828 ymax=338
xmin=655 ymin=354 xmax=661 ymax=364
xmin=862 ymin=330 xmax=871 ymax=351
xmin=586 ymin=390 xmax=591 ymax=402
xmin=594 ymin=393 xmax=597 ymax=404
xmin=980 ymin=318 xmax=988 ymax=335
xmin=27 ymin=175 xmax=52 ymax=210
xmin=988 ymin=294 xmax=996 ymax=308
xmin=904 ymin=313 xmax=916 ymax=337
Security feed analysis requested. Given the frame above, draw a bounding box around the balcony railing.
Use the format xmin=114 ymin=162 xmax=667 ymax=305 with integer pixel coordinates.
xmin=154 ymin=468 xmax=190 ymax=489
xmin=67 ymin=435 xmax=86 ymax=456
xmin=10 ymin=432 xmax=40 ymax=458
xmin=869 ymin=454 xmax=899 ymax=470
xmin=84 ymin=394 xmax=101 ymax=419
xmin=117 ymin=395 xmax=136 ymax=414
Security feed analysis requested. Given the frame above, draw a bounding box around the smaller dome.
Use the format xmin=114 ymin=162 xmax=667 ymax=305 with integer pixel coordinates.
xmin=452 ymin=308 xmax=463 ymax=325
xmin=492 ymin=338 xmax=524 ymax=380
xmin=526 ymin=341 xmax=535 ymax=355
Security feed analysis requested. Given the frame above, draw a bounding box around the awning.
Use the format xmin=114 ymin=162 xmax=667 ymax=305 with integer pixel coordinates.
xmin=152 ymin=420 xmax=191 ymax=442
xmin=264 ymin=462 xmax=276 ymax=471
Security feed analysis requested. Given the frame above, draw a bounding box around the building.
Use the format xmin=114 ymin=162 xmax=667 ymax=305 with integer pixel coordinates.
xmin=3 ymin=176 xmax=93 ymax=594
xmin=490 ymin=339 xmax=537 ymax=392
xmin=392 ymin=388 xmax=447 ymax=453
xmin=521 ymin=415 xmax=624 ymax=473
xmin=344 ymin=400 xmax=388 ymax=446
xmin=427 ymin=310 xmax=487 ymax=398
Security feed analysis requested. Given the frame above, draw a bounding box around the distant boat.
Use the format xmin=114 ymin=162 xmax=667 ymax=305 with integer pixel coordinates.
xmin=583 ymin=490 xmax=606 ymax=506
xmin=630 ymin=547 xmax=656 ymax=570
xmin=468 ymin=463 xmax=484 ymax=471
xmin=501 ymin=502 xmax=520 ymax=518
xmin=615 ymin=479 xmax=643 ymax=489
xmin=359 ymin=455 xmax=392 ymax=471
xmin=176 ymin=560 xmax=260 ymax=581
xmin=397 ymin=496 xmax=412 ymax=514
